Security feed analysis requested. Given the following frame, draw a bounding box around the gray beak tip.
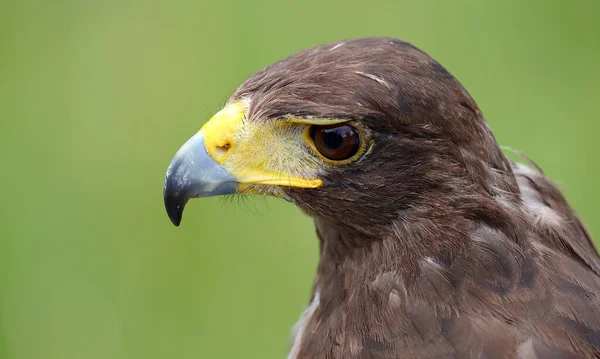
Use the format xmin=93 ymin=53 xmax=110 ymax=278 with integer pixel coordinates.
xmin=163 ymin=186 xmax=185 ymax=227
xmin=163 ymin=132 xmax=237 ymax=227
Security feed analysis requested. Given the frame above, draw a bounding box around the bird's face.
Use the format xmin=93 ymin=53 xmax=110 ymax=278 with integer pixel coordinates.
xmin=163 ymin=98 xmax=377 ymax=227
xmin=164 ymin=38 xmax=500 ymax=233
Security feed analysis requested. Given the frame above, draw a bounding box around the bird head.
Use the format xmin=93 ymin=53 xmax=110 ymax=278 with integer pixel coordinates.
xmin=164 ymin=37 xmax=515 ymax=236
xmin=163 ymin=38 xmax=600 ymax=359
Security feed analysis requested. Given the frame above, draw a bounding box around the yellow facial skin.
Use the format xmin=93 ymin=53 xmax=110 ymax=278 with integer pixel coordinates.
xmin=164 ymin=100 xmax=372 ymax=225
xmin=200 ymin=101 xmax=324 ymax=195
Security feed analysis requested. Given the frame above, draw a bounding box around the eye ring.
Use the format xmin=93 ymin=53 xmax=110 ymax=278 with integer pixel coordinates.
xmin=306 ymin=123 xmax=363 ymax=163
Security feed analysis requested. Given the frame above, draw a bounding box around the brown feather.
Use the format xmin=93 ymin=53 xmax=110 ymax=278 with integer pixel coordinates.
xmin=230 ymin=37 xmax=600 ymax=358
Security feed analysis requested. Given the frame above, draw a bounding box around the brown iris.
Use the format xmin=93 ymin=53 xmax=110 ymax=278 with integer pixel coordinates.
xmin=309 ymin=124 xmax=361 ymax=161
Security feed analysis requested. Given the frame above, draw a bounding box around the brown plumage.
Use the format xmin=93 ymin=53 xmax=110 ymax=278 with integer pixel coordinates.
xmin=164 ymin=37 xmax=600 ymax=358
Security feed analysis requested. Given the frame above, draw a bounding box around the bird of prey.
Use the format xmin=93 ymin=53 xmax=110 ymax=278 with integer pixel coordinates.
xmin=163 ymin=37 xmax=600 ymax=359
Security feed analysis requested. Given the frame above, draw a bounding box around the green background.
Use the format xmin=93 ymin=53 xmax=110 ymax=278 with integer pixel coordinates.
xmin=0 ymin=1 xmax=598 ymax=358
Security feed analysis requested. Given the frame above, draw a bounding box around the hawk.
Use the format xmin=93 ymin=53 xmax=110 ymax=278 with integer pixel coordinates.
xmin=163 ymin=37 xmax=600 ymax=359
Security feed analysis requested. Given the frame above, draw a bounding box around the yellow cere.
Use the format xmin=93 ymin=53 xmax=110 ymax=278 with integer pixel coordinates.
xmin=199 ymin=101 xmax=323 ymax=189
xmin=200 ymin=101 xmax=248 ymax=163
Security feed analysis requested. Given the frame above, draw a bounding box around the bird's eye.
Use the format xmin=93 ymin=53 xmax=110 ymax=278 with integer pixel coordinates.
xmin=309 ymin=124 xmax=361 ymax=161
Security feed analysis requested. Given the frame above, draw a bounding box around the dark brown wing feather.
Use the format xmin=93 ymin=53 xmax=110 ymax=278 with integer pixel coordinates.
xmin=229 ymin=37 xmax=600 ymax=359
xmin=297 ymin=163 xmax=600 ymax=359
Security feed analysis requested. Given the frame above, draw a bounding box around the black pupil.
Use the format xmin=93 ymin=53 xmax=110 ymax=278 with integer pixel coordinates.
xmin=322 ymin=128 xmax=345 ymax=149
xmin=310 ymin=124 xmax=361 ymax=161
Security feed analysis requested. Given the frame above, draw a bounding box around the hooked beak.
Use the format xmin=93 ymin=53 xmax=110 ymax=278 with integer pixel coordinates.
xmin=163 ymin=101 xmax=323 ymax=226
xmin=163 ymin=131 xmax=236 ymax=226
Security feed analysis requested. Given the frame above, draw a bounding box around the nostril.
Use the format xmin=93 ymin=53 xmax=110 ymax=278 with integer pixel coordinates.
xmin=214 ymin=142 xmax=230 ymax=158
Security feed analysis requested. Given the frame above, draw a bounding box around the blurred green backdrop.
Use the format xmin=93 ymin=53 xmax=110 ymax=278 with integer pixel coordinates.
xmin=0 ymin=0 xmax=598 ymax=358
